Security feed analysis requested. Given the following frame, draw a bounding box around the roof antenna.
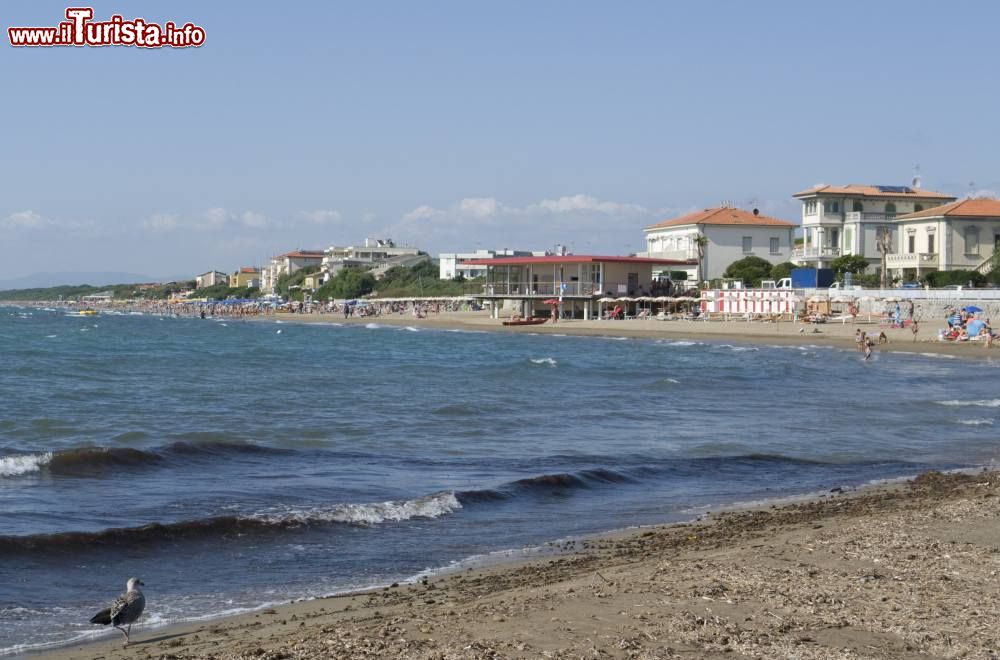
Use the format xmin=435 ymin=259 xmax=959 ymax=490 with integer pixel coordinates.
xmin=911 ymin=164 xmax=921 ymax=189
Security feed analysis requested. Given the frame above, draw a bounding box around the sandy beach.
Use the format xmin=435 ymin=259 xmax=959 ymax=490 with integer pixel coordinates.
xmin=267 ymin=309 xmax=997 ymax=361
xmin=38 ymin=470 xmax=1000 ymax=659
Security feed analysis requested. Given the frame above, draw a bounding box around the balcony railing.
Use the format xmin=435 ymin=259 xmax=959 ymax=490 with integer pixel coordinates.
xmin=482 ymin=282 xmax=627 ymax=296
xmin=792 ymin=246 xmax=840 ymax=259
xmin=642 ymin=248 xmax=699 ymax=261
xmin=885 ymin=253 xmax=938 ymax=267
xmin=845 ymin=212 xmax=897 ymax=223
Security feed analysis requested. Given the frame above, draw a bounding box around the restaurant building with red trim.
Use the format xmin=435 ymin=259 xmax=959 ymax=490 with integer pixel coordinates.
xmin=462 ymin=254 xmax=692 ymax=319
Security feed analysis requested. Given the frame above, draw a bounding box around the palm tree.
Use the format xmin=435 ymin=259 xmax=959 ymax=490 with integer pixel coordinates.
xmin=694 ymin=233 xmax=709 ymax=285
xmin=875 ymin=226 xmax=892 ymax=289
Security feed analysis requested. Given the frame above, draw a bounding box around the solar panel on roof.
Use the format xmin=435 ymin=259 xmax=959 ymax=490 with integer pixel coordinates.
xmin=875 ymin=185 xmax=913 ymax=194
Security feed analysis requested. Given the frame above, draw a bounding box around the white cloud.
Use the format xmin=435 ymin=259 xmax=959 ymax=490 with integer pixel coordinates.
xmin=144 ymin=213 xmax=180 ymax=232
xmin=202 ymin=207 xmax=231 ymax=229
xmin=388 ymin=193 xmax=662 ymax=255
xmin=2 ymin=210 xmax=48 ymax=229
xmin=968 ymin=189 xmax=998 ymax=200
xmin=458 ymin=197 xmax=501 ymax=217
xmin=241 ymin=211 xmax=268 ymax=228
xmin=533 ymin=194 xmax=649 ymax=215
xmin=402 ymin=205 xmax=443 ymax=222
xmin=301 ymin=209 xmax=342 ymax=225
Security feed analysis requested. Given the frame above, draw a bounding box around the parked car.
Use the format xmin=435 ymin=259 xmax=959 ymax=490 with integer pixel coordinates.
xmin=899 ymin=282 xmax=921 ymax=289
xmin=941 ymin=284 xmax=964 ymax=290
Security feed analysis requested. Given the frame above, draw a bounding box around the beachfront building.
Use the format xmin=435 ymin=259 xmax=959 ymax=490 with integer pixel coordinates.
xmin=642 ymin=207 xmax=796 ymax=282
xmin=81 ymin=291 xmax=113 ymax=303
xmin=438 ymin=249 xmax=548 ymax=279
xmin=260 ymin=250 xmax=325 ymax=293
xmin=320 ymin=238 xmax=422 ymax=282
xmin=195 ymin=271 xmax=229 ymax=289
xmin=887 ymin=198 xmax=1000 ymax=280
xmin=792 ymin=184 xmax=955 ymax=272
xmin=466 ymin=254 xmax=690 ymax=319
xmin=229 ymin=267 xmax=261 ymax=289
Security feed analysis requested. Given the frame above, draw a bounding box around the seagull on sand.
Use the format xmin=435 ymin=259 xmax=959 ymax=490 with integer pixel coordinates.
xmin=89 ymin=577 xmax=146 ymax=646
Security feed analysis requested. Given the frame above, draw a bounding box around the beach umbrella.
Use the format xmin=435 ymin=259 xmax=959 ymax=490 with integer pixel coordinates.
xmin=598 ymin=297 xmax=616 ymax=303
xmin=542 ymin=298 xmax=560 ymax=305
xmin=964 ymin=305 xmax=984 ymax=313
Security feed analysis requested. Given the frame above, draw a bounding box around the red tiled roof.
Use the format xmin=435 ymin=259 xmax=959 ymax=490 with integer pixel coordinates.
xmin=896 ymin=197 xmax=1000 ymax=220
xmin=239 ymin=267 xmax=260 ymax=273
xmin=792 ymin=184 xmax=954 ymax=200
xmin=645 ymin=207 xmax=795 ymax=230
xmin=461 ymin=255 xmax=693 ymax=266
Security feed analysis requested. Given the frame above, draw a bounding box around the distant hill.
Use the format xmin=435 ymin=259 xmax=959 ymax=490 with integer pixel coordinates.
xmin=0 ymin=271 xmax=185 ymax=289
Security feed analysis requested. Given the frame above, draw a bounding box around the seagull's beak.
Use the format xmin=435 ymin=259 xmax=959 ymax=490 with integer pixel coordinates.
xmin=138 ymin=580 xmax=145 ymax=586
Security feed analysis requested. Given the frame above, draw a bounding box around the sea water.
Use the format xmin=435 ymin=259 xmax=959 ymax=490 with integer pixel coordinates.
xmin=1 ymin=306 xmax=998 ymax=654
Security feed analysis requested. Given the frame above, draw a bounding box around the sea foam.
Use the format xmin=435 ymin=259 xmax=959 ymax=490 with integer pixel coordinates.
xmin=255 ymin=491 xmax=461 ymax=526
xmin=935 ymin=399 xmax=1000 ymax=408
xmin=0 ymin=453 xmax=52 ymax=477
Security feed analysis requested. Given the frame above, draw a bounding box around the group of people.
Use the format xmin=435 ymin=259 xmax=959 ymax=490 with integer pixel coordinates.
xmin=854 ymin=329 xmax=889 ymax=360
xmin=942 ymin=307 xmax=995 ymax=345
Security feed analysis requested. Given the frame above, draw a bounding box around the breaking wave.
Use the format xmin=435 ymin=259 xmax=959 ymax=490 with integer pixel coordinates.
xmin=935 ymin=399 xmax=1000 ymax=408
xmin=957 ymin=418 xmax=994 ymax=426
xmin=0 ymin=492 xmax=461 ymax=555
xmin=0 ymin=453 xmax=52 ymax=477
xmin=0 ymin=441 xmax=291 ymax=478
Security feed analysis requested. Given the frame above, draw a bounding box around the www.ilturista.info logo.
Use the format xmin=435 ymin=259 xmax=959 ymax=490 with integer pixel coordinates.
xmin=8 ymin=7 xmax=205 ymax=48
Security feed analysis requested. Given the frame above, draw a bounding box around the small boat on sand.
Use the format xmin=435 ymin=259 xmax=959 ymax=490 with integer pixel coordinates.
xmin=502 ymin=317 xmax=548 ymax=326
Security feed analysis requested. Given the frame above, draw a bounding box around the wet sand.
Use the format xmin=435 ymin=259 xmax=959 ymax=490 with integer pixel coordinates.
xmin=41 ymin=470 xmax=1000 ymax=659
xmin=271 ymin=310 xmax=997 ymax=360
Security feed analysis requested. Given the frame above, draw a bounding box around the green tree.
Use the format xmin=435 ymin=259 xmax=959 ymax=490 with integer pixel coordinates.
xmin=769 ymin=261 xmax=796 ymax=281
xmin=314 ymin=268 xmax=376 ymax=299
xmin=923 ymin=270 xmax=985 ymax=288
xmin=829 ymin=254 xmax=869 ymax=278
xmin=722 ymin=256 xmax=773 ymax=287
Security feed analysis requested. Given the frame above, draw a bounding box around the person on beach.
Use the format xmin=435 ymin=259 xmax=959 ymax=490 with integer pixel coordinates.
xmin=550 ymin=304 xmax=558 ymax=323
xmin=911 ymin=320 xmax=919 ymax=342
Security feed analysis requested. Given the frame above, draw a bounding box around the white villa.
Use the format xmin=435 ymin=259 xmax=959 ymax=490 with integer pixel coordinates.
xmin=260 ymin=250 xmax=325 ymax=293
xmin=642 ymin=207 xmax=795 ymax=281
xmin=792 ymin=184 xmax=955 ymax=271
xmin=195 ymin=271 xmax=229 ymax=289
xmin=438 ymin=249 xmax=546 ymax=280
xmin=321 ymin=238 xmax=421 ymax=281
xmin=888 ymin=198 xmax=1000 ymax=280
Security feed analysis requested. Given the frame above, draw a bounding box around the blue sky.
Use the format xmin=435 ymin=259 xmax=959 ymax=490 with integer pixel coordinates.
xmin=2 ymin=0 xmax=999 ymax=279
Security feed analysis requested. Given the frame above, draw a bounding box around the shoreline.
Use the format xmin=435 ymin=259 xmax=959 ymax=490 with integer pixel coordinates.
xmin=7 ymin=301 xmax=997 ymax=360
xmin=259 ymin=309 xmax=998 ymax=360
xmin=34 ymin=469 xmax=1000 ymax=659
